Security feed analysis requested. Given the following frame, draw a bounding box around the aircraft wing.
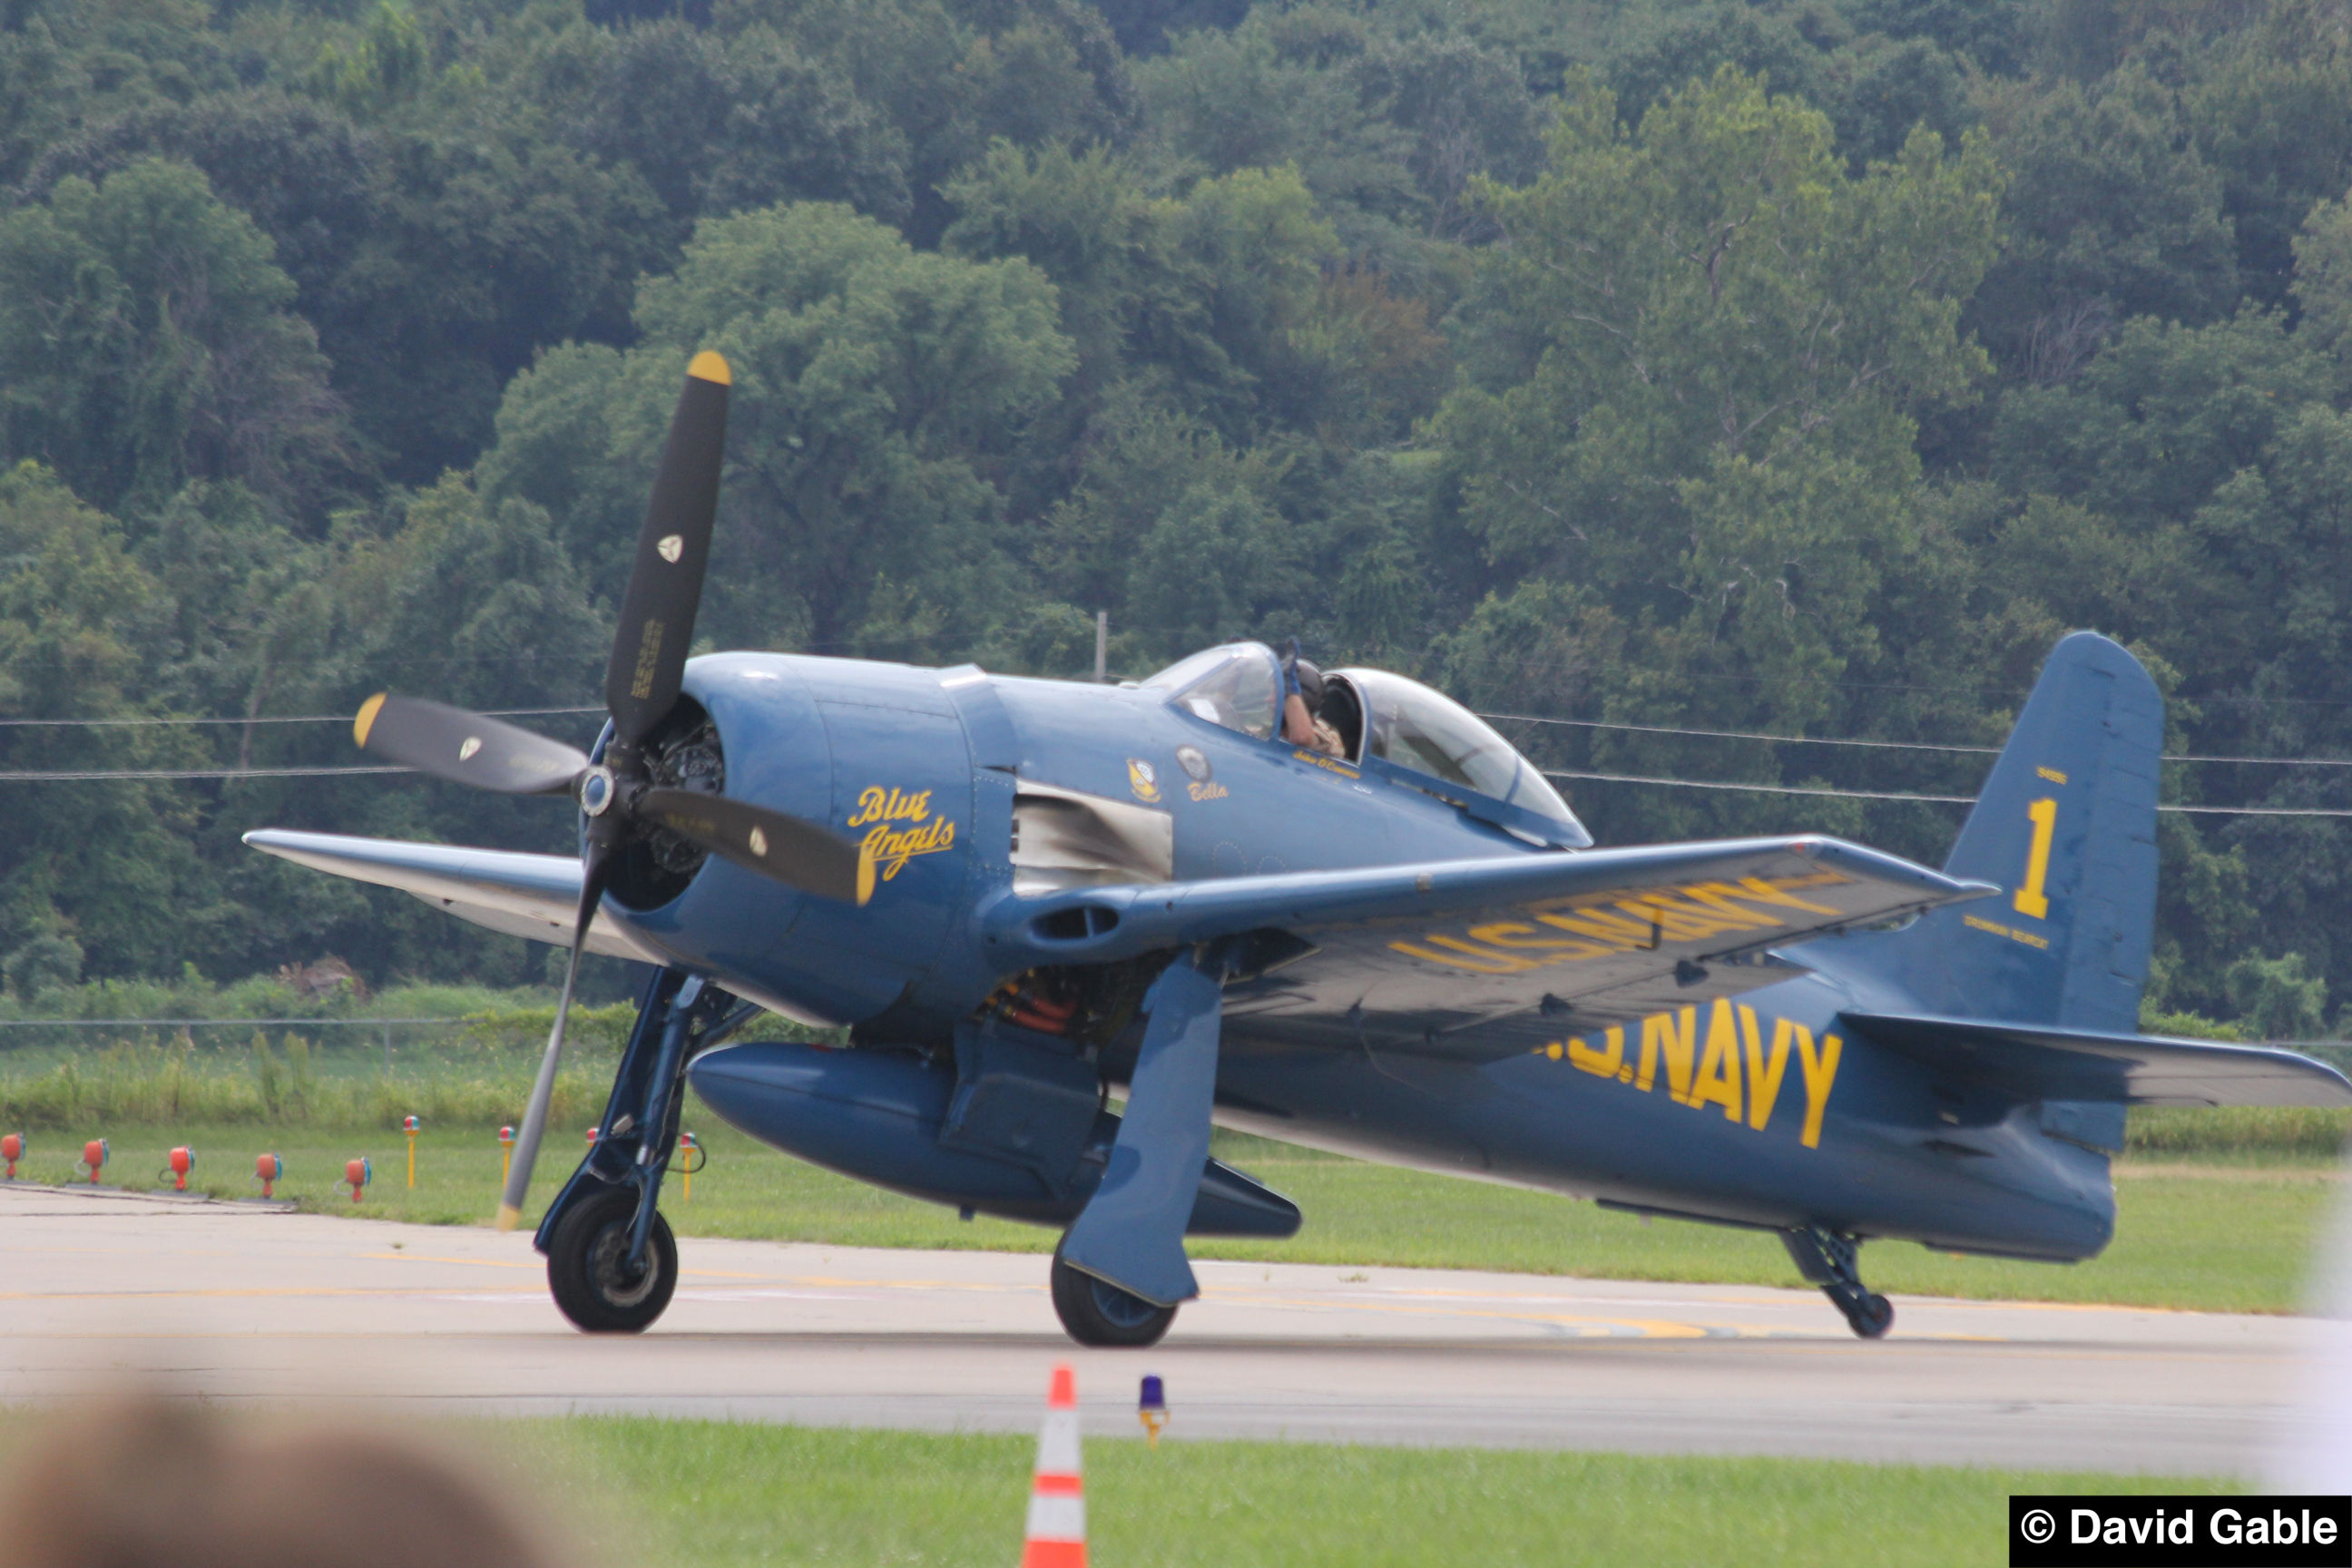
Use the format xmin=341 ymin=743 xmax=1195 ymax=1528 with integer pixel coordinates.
xmin=242 ymin=829 xmax=667 ymax=964
xmin=1842 ymin=1013 xmax=2352 ymax=1107
xmin=988 ymin=837 xmax=1994 ymax=1060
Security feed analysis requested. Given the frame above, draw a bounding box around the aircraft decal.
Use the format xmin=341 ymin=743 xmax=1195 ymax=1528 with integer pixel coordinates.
xmin=1534 ymin=998 xmax=1844 ymax=1148
xmin=1175 ymin=746 xmax=1229 ymax=801
xmin=1127 ymin=759 xmax=1162 ymax=803
xmin=847 ymin=785 xmax=955 ymax=881
xmin=1962 ymin=911 xmax=2051 ymax=949
xmin=1387 ymin=873 xmax=1853 ymax=975
xmin=1292 ymin=749 xmax=1359 ymax=779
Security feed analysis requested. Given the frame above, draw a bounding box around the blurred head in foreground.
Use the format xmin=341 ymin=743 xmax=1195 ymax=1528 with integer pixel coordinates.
xmin=0 ymin=1396 xmax=562 ymax=1568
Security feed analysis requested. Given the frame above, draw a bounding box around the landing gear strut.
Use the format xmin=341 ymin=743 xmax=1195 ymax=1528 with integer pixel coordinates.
xmin=535 ymin=967 xmax=758 ymax=1335
xmin=1050 ymin=1239 xmax=1178 ymax=1348
xmin=1783 ymin=1226 xmax=1894 ymax=1339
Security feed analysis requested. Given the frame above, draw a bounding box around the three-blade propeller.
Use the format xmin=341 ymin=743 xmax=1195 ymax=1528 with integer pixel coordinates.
xmin=352 ymin=349 xmax=868 ymax=1230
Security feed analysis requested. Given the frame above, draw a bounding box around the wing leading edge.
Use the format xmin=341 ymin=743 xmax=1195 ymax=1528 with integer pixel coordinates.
xmin=242 ymin=828 xmax=665 ymax=964
xmin=987 ymin=836 xmax=1994 ymax=1059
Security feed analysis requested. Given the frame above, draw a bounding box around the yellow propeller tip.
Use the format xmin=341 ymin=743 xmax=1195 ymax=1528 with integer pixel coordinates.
xmin=494 ymin=1202 xmax=523 ymax=1232
xmin=687 ymin=349 xmax=731 ymax=387
xmin=354 ymin=692 xmax=387 ymax=750
xmin=855 ymin=844 xmax=877 ymax=907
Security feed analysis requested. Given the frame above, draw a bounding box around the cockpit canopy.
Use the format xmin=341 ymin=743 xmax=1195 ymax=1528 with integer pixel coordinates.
xmin=1143 ymin=644 xmax=1281 ymax=740
xmin=1142 ymin=643 xmax=1589 ymax=847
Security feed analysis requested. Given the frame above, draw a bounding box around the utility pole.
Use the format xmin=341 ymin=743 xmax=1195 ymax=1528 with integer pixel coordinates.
xmin=1093 ymin=611 xmax=1108 ymax=682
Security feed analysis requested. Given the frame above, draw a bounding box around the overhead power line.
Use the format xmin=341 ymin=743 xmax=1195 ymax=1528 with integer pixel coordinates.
xmin=1543 ymin=769 xmax=2352 ymax=817
xmin=0 ymin=766 xmax=406 ymax=781
xmin=1491 ymin=713 xmax=1998 ymax=755
xmin=0 ymin=706 xmax=602 ymax=729
xmin=1489 ymin=712 xmax=2352 ymax=767
xmin=1544 ymin=769 xmax=1975 ymax=803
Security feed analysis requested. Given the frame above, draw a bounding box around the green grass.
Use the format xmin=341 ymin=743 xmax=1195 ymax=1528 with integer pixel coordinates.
xmin=504 ymin=1417 xmax=2231 ymax=1567
xmin=14 ymin=1112 xmax=2340 ymax=1314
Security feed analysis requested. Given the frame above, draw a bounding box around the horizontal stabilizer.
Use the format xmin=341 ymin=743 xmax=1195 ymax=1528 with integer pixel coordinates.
xmin=1841 ymin=1012 xmax=2352 ymax=1107
xmin=242 ymin=829 xmax=664 ymax=964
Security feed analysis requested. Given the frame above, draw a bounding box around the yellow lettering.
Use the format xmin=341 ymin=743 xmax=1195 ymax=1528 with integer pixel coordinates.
xmin=1568 ymin=1025 xmax=1624 ymax=1078
xmin=630 ymin=619 xmax=664 ymax=701
xmin=1732 ymin=877 xmax=1843 ymax=917
xmin=1688 ymin=999 xmax=1743 ymax=1122
xmin=2015 ymin=797 xmax=2057 ymax=920
xmin=1667 ymin=884 xmax=1788 ymax=930
xmin=1796 ymin=1029 xmax=1843 ymax=1149
xmin=1538 ymin=907 xmax=1654 ymax=949
xmin=1389 ymin=940 xmax=1524 ymax=975
xmin=848 ymin=787 xmax=935 ymax=828
xmin=1468 ymin=922 xmax=1609 ymax=957
xmin=1742 ymin=1007 xmax=1795 ymax=1132
xmin=1638 ymin=1009 xmax=1699 ymax=1102
xmin=858 ymin=815 xmax=956 ymax=880
xmin=1617 ymin=900 xmax=1732 ymax=943
xmin=1422 ymin=935 xmax=1546 ymax=972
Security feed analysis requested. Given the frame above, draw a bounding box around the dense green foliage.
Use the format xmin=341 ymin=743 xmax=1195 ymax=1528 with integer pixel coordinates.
xmin=4 ymin=0 xmax=2352 ymax=1030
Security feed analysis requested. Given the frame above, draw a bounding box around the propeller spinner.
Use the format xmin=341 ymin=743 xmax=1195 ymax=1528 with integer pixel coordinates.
xmin=352 ymin=350 xmax=869 ymax=1230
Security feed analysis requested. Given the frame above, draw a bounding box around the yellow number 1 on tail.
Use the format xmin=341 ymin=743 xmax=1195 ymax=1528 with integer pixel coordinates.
xmin=2014 ymin=797 xmax=2057 ymax=919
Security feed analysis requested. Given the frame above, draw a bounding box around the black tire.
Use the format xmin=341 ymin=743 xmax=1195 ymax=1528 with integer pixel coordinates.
xmin=546 ymin=1185 xmax=677 ymax=1334
xmin=1049 ymin=1242 xmax=1177 ymax=1348
xmin=1844 ymin=1291 xmax=1895 ymax=1340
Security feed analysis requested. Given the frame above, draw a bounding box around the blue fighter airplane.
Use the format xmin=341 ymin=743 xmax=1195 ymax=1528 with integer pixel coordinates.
xmin=246 ymin=353 xmax=2352 ymax=1346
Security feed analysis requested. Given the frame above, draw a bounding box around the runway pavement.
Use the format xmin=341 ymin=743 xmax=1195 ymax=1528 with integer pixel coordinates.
xmin=0 ymin=1183 xmax=2310 ymax=1475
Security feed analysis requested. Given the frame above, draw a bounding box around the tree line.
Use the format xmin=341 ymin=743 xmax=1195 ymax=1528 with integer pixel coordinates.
xmin=1 ymin=0 xmax=2349 ymax=1035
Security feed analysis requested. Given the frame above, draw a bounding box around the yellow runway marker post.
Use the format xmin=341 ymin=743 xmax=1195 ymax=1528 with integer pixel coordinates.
xmin=1139 ymin=1376 xmax=1167 ymax=1448
xmin=403 ymin=1115 xmax=419 ymax=1188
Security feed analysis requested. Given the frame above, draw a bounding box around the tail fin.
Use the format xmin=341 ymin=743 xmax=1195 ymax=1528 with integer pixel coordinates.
xmin=1842 ymin=632 xmax=2161 ymax=1031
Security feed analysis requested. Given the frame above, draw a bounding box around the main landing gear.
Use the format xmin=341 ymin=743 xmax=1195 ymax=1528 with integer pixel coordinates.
xmin=537 ymin=968 xmax=756 ymax=1335
xmin=1783 ymin=1226 xmax=1895 ymax=1339
xmin=1050 ymin=1239 xmax=1179 ymax=1348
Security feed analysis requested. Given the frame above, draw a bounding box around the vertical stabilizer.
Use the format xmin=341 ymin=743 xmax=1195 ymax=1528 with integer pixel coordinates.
xmin=1841 ymin=632 xmax=2161 ymax=1031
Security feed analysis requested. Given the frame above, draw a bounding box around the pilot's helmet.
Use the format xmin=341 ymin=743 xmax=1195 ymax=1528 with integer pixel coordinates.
xmin=1294 ymin=657 xmax=1327 ymax=710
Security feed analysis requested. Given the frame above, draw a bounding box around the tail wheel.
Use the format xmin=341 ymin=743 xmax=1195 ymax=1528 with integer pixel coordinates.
xmin=1049 ymin=1240 xmax=1177 ymax=1348
xmin=1838 ymin=1289 xmax=1895 ymax=1340
xmin=547 ymin=1185 xmax=678 ymax=1333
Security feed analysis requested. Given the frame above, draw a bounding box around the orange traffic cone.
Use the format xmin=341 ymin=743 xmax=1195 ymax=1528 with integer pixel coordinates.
xmin=1020 ymin=1364 xmax=1086 ymax=1568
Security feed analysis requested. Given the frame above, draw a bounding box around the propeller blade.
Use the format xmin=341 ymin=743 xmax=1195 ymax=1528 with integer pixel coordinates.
xmin=495 ymin=848 xmax=612 ymax=1230
xmin=605 ymin=350 xmax=730 ymax=747
xmin=637 ymin=787 xmax=872 ymax=906
xmin=354 ymin=695 xmax=589 ymax=795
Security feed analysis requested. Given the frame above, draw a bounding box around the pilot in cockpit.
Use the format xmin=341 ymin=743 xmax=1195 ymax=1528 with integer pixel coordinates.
xmin=1279 ymin=642 xmax=1348 ymax=759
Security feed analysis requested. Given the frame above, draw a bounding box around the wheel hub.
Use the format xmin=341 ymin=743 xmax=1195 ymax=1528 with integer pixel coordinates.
xmin=586 ymin=1220 xmax=659 ymax=1308
xmin=1089 ymin=1276 xmax=1164 ymax=1329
